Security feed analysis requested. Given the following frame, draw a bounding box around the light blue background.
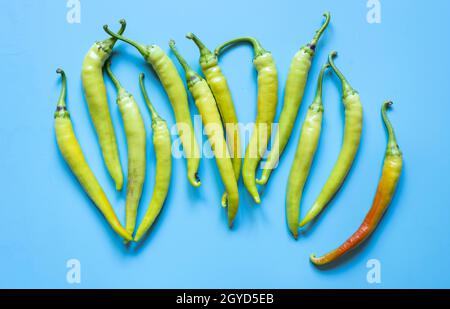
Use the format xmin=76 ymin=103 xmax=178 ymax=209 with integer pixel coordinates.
xmin=1 ymin=0 xmax=449 ymax=288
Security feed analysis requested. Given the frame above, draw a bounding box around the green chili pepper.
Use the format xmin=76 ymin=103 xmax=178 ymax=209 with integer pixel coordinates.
xmin=215 ymin=37 xmax=278 ymax=204
xmin=105 ymin=61 xmax=146 ymax=237
xmin=300 ymin=51 xmax=363 ymax=227
xmin=286 ymin=63 xmax=330 ymax=239
xmin=186 ymin=32 xmax=242 ymax=207
xmin=311 ymin=101 xmax=402 ymax=266
xmin=257 ymin=12 xmax=330 ymax=186
xmin=103 ymin=21 xmax=201 ymax=188
xmin=54 ymin=69 xmax=132 ymax=241
xmin=170 ymin=40 xmax=239 ymax=227
xmin=81 ymin=21 xmax=125 ymax=190
xmin=134 ymin=74 xmax=172 ymax=242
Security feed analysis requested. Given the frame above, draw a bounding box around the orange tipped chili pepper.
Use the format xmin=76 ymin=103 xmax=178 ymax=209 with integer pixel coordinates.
xmin=310 ymin=101 xmax=402 ymax=266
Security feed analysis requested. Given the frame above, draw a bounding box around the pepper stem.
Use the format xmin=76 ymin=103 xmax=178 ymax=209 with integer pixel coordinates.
xmin=214 ymin=36 xmax=267 ymax=58
xmin=186 ymin=32 xmax=213 ymax=58
xmin=382 ymin=101 xmax=401 ymax=155
xmin=328 ymin=51 xmax=354 ymax=95
xmin=56 ymin=68 xmax=66 ymax=108
xmin=169 ymin=39 xmax=201 ymax=82
xmin=313 ymin=63 xmax=330 ymax=104
xmin=309 ymin=12 xmax=331 ymax=48
xmin=104 ymin=60 xmax=123 ymax=91
xmin=139 ymin=73 xmax=160 ymax=121
xmin=103 ymin=22 xmax=148 ymax=58
xmin=108 ymin=19 xmax=127 ymax=44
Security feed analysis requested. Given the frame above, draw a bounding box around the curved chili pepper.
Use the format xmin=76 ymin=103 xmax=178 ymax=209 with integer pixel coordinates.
xmin=170 ymin=40 xmax=239 ymax=227
xmin=105 ymin=61 xmax=146 ymax=237
xmin=186 ymin=32 xmax=242 ymax=207
xmin=54 ymin=69 xmax=132 ymax=241
xmin=286 ymin=63 xmax=330 ymax=239
xmin=134 ymin=74 xmax=172 ymax=242
xmin=81 ymin=20 xmax=126 ymax=190
xmin=311 ymin=101 xmax=402 ymax=266
xmin=257 ymin=12 xmax=330 ymax=186
xmin=215 ymin=37 xmax=278 ymax=204
xmin=103 ymin=21 xmax=201 ymax=188
xmin=300 ymin=51 xmax=363 ymax=227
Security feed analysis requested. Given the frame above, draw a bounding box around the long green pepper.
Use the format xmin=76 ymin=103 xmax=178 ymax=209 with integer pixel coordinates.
xmin=215 ymin=37 xmax=278 ymax=204
xmin=134 ymin=74 xmax=172 ymax=242
xmin=81 ymin=20 xmax=125 ymax=190
xmin=105 ymin=61 xmax=146 ymax=237
xmin=170 ymin=40 xmax=239 ymax=227
xmin=285 ymin=63 xmax=329 ymax=239
xmin=104 ymin=21 xmax=201 ymax=187
xmin=54 ymin=69 xmax=132 ymax=241
xmin=186 ymin=32 xmax=242 ymax=207
xmin=257 ymin=12 xmax=330 ymax=186
xmin=300 ymin=51 xmax=363 ymax=227
xmin=310 ymin=101 xmax=402 ymax=266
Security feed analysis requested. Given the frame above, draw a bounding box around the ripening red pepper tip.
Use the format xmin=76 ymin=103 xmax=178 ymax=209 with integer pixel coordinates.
xmin=310 ymin=101 xmax=403 ymax=266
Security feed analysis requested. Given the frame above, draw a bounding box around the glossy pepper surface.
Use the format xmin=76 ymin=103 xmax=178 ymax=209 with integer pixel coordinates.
xmin=186 ymin=32 xmax=242 ymax=206
xmin=81 ymin=21 xmax=126 ymax=190
xmin=258 ymin=13 xmax=330 ymax=186
xmin=104 ymin=22 xmax=201 ymax=187
xmin=215 ymin=37 xmax=278 ymax=204
xmin=311 ymin=101 xmax=402 ymax=266
xmin=286 ymin=63 xmax=329 ymax=239
xmin=134 ymin=73 xmax=172 ymax=242
xmin=55 ymin=69 xmax=131 ymax=241
xmin=105 ymin=62 xmax=146 ymax=237
xmin=300 ymin=51 xmax=363 ymax=227
xmin=170 ymin=40 xmax=239 ymax=227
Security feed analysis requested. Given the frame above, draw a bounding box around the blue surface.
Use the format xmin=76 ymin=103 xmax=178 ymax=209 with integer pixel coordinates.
xmin=1 ymin=0 xmax=449 ymax=288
